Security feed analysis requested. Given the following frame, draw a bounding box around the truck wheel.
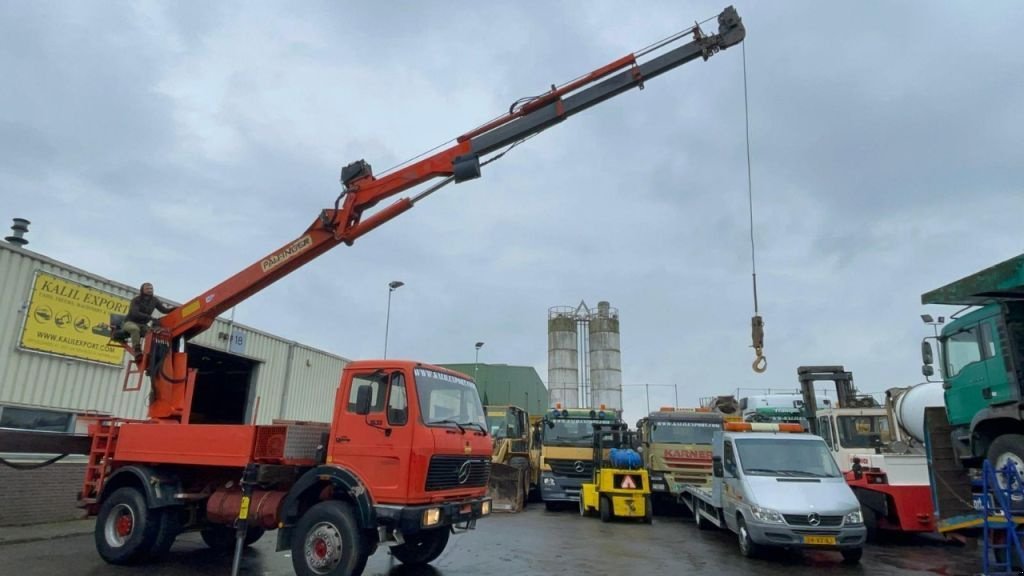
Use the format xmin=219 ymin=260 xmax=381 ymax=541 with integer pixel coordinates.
xmin=599 ymin=496 xmax=612 ymax=523
xmin=988 ymin=434 xmax=1024 ymax=489
xmin=391 ymin=527 xmax=450 ymax=565
xmin=509 ymin=457 xmax=530 ymax=506
xmin=737 ymin=517 xmax=760 ymax=558
xmin=862 ymin=506 xmax=878 ymax=542
xmin=841 ymin=547 xmax=863 ymax=564
xmin=291 ymin=501 xmax=365 ymax=576
xmin=151 ymin=507 xmax=183 ymax=557
xmin=94 ymin=487 xmax=162 ymax=565
xmin=695 ymin=510 xmax=711 ymax=531
xmin=643 ymin=495 xmax=653 ymax=524
xmin=201 ymin=525 xmax=265 ymax=550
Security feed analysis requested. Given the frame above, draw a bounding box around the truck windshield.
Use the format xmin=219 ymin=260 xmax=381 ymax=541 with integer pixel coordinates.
xmin=414 ymin=368 xmax=486 ymax=429
xmin=836 ymin=415 xmax=893 ymax=449
xmin=649 ymin=420 xmax=719 ymax=444
xmin=735 ymin=438 xmax=841 ymax=478
xmin=542 ymin=419 xmax=606 ymax=446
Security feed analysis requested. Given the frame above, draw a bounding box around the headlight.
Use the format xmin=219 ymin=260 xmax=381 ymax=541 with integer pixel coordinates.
xmin=543 ymin=477 xmax=556 ymax=486
xmin=422 ymin=508 xmax=441 ymax=527
xmin=844 ymin=510 xmax=864 ymax=525
xmin=482 ymin=501 xmax=491 ymax=515
xmin=750 ymin=505 xmax=785 ymax=524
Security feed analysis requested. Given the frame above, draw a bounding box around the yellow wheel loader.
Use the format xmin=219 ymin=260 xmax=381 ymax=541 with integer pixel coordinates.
xmin=485 ymin=405 xmax=532 ymax=512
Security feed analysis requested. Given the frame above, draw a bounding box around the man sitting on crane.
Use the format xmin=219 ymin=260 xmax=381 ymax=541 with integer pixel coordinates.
xmin=120 ymin=282 xmax=176 ymax=360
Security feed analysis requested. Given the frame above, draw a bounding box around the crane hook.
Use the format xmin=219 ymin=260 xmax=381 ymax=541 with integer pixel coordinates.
xmin=751 ymin=314 xmax=766 ymax=373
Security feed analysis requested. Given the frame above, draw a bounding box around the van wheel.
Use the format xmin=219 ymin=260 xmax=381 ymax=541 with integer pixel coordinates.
xmin=695 ymin=510 xmax=712 ymax=531
xmin=841 ymin=547 xmax=863 ymax=564
xmin=391 ymin=527 xmax=450 ymax=565
xmin=737 ymin=517 xmax=760 ymax=558
xmin=291 ymin=501 xmax=366 ymax=576
xmin=94 ymin=487 xmax=162 ymax=565
xmin=600 ymin=497 xmax=612 ymax=523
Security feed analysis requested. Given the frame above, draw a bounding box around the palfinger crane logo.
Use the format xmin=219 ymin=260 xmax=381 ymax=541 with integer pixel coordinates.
xmin=261 ymin=235 xmax=313 ymax=273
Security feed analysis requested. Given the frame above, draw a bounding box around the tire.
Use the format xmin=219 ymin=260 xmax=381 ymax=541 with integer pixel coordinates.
xmin=988 ymin=435 xmax=1024 ymax=490
xmin=151 ymin=507 xmax=183 ymax=558
xmin=200 ymin=524 xmax=265 ymax=551
xmin=600 ymin=496 xmax=612 ymax=523
xmin=391 ymin=527 xmax=450 ymax=566
xmin=291 ymin=501 xmax=366 ymax=576
xmin=94 ymin=487 xmax=162 ymax=565
xmin=861 ymin=506 xmax=878 ymax=543
xmin=643 ymin=495 xmax=653 ymax=524
xmin=509 ymin=457 xmax=530 ymax=506
xmin=841 ymin=547 xmax=863 ymax=564
xmin=579 ymin=498 xmax=587 ymax=517
xmin=737 ymin=517 xmax=760 ymax=559
xmin=544 ymin=501 xmax=560 ymax=512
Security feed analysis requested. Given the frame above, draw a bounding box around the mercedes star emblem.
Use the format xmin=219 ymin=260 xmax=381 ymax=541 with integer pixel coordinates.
xmin=457 ymin=460 xmax=473 ymax=484
xmin=807 ymin=512 xmax=821 ymax=526
xmin=573 ymin=461 xmax=586 ymax=473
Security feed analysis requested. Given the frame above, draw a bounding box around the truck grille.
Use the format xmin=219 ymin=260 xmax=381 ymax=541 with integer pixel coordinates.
xmin=425 ymin=456 xmax=490 ymax=491
xmin=783 ymin=514 xmax=843 ymax=527
xmin=547 ymin=458 xmax=593 ymax=478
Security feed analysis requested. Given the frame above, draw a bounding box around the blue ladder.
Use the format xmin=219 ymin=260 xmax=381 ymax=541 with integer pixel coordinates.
xmin=982 ymin=459 xmax=1024 ymax=575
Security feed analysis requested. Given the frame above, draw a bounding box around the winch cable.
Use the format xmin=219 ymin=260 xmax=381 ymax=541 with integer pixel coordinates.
xmin=742 ymin=41 xmax=766 ymax=374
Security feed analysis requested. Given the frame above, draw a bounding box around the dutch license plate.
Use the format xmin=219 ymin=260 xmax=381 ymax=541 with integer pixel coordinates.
xmin=803 ymin=535 xmax=836 ymax=545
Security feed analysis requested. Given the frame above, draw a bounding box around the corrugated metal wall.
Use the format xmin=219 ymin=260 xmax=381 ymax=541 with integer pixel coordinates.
xmin=0 ymin=243 xmax=348 ymax=424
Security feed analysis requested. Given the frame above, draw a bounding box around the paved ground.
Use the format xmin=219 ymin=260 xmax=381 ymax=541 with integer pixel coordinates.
xmin=0 ymin=506 xmax=979 ymax=575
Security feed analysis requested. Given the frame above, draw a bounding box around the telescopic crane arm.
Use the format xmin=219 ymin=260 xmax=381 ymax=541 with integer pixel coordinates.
xmin=142 ymin=6 xmax=746 ymax=421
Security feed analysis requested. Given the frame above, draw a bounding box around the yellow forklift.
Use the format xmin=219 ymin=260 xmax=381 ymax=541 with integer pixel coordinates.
xmin=579 ymin=422 xmax=652 ymax=523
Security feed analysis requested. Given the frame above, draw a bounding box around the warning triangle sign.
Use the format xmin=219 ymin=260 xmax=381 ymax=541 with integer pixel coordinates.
xmin=621 ymin=475 xmax=637 ymax=489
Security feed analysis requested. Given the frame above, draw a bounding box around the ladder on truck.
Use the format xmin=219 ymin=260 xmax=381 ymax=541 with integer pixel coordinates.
xmin=982 ymin=459 xmax=1024 ymax=575
xmin=79 ymin=418 xmax=121 ymax=506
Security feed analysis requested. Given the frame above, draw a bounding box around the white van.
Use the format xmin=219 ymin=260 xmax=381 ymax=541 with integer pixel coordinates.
xmin=680 ymin=423 xmax=867 ymax=564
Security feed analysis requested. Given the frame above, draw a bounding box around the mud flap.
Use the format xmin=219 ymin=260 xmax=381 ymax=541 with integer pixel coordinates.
xmin=487 ymin=462 xmax=526 ymax=513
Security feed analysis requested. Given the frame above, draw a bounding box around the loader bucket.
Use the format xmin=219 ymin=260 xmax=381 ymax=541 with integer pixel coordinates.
xmin=487 ymin=462 xmax=526 ymax=513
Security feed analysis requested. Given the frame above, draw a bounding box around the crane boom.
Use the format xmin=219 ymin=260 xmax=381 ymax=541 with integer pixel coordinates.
xmin=141 ymin=6 xmax=745 ymax=421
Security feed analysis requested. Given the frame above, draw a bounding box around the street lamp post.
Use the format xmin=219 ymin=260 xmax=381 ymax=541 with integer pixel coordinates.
xmin=474 ymin=342 xmax=484 ymax=385
xmin=383 ymin=280 xmax=404 ymax=358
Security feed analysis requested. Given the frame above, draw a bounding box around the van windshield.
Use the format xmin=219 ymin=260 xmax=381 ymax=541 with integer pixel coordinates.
xmin=735 ymin=438 xmax=841 ymax=478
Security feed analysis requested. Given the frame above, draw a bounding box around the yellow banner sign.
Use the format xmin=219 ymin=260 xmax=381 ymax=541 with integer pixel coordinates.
xmin=18 ymin=271 xmax=131 ymax=366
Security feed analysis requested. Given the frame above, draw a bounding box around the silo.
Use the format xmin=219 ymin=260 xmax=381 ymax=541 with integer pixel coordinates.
xmin=547 ymin=307 xmax=579 ymax=408
xmin=588 ymin=301 xmax=622 ymax=411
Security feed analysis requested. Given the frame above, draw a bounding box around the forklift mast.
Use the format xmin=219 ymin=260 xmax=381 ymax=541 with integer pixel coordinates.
xmin=797 ymin=365 xmax=858 ymax=435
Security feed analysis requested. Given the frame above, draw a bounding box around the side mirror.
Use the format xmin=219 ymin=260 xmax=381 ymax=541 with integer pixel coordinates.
xmin=922 ymin=364 xmax=935 ymax=377
xmin=922 ymin=340 xmax=934 ymax=365
xmin=354 ymin=385 xmax=373 ymax=415
xmin=712 ymin=455 xmax=724 ymax=478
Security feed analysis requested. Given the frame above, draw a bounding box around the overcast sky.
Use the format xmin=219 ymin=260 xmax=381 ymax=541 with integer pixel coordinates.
xmin=3 ymin=1 xmax=1023 ymax=426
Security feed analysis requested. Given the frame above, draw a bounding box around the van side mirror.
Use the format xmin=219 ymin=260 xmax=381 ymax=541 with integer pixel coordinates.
xmin=354 ymin=385 xmax=373 ymax=415
xmin=712 ymin=455 xmax=723 ymax=478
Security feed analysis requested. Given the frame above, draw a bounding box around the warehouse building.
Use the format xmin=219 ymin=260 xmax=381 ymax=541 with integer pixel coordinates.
xmin=439 ymin=363 xmax=548 ymax=416
xmin=0 ymin=239 xmax=352 ymax=525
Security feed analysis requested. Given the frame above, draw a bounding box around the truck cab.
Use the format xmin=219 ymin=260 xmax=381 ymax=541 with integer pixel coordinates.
xmin=813 ymin=406 xmax=896 ymax=471
xmin=536 ymin=405 xmax=622 ymax=509
xmin=680 ymin=422 xmax=866 ymax=564
xmin=637 ymin=408 xmax=723 ymax=506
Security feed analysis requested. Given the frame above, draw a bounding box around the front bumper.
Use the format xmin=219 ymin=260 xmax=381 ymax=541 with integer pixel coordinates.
xmin=745 ymin=518 xmax=866 ymax=550
xmin=374 ymin=496 xmax=491 ymax=534
xmin=540 ymin=472 xmax=583 ymax=502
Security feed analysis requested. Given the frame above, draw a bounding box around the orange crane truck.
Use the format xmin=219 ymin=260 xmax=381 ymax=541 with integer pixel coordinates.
xmin=6 ymin=7 xmax=746 ymax=576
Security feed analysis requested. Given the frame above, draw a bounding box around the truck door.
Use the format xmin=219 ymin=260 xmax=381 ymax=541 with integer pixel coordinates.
xmin=331 ymin=369 xmax=413 ymax=502
xmin=722 ymin=439 xmax=740 ymax=530
xmin=981 ymin=318 xmax=1016 ymax=403
xmin=944 ymin=322 xmax=992 ymax=426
